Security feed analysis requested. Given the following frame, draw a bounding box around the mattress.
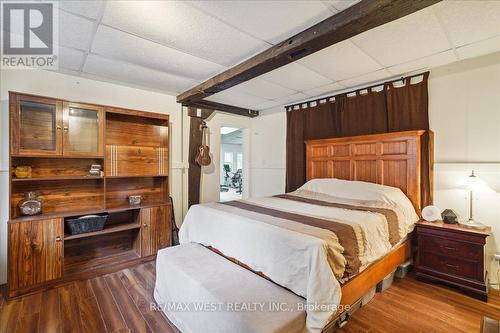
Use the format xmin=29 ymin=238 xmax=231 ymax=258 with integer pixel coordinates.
xmin=179 ymin=179 xmax=419 ymax=332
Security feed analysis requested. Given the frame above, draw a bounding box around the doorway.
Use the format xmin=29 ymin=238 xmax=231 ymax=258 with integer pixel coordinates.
xmin=220 ymin=127 xmax=243 ymax=201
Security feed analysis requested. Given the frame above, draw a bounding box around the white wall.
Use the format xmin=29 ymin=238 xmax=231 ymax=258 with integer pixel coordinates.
xmin=251 ymin=52 xmax=500 ymax=288
xmin=0 ymin=69 xmax=190 ymax=284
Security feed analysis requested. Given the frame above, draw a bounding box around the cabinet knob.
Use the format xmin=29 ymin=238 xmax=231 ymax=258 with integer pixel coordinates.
xmin=57 ymin=125 xmax=62 ymax=130
xmin=63 ymin=126 xmax=69 ymax=131
xmin=143 ymin=223 xmax=148 ymax=227
xmin=55 ymin=236 xmax=62 ymax=242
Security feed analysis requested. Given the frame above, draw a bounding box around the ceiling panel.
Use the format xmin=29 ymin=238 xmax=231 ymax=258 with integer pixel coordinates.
xmin=56 ymin=0 xmax=105 ymax=20
xmin=91 ymin=25 xmax=226 ymax=81
xmin=101 ymin=1 xmax=269 ymax=67
xmin=231 ymin=78 xmax=296 ymax=100
xmin=83 ymin=54 xmax=196 ymax=94
xmin=59 ymin=11 xmax=95 ymax=50
xmin=352 ymin=6 xmax=449 ymax=67
xmin=251 ymin=100 xmax=283 ymax=111
xmin=260 ymin=63 xmax=332 ymax=92
xmin=388 ymin=50 xmax=457 ymax=76
xmin=322 ymin=0 xmax=360 ymax=11
xmin=298 ymin=40 xmax=382 ymax=81
xmin=456 ymin=36 xmax=500 ymax=61
xmin=205 ymin=89 xmax=270 ymax=108
xmin=272 ymin=92 xmax=310 ymax=106
xmin=303 ymin=82 xmax=345 ymax=97
xmin=186 ymin=0 xmax=333 ymax=44
xmin=338 ymin=69 xmax=392 ymax=88
xmin=434 ymin=1 xmax=500 ymax=48
xmin=58 ymin=46 xmax=85 ymax=71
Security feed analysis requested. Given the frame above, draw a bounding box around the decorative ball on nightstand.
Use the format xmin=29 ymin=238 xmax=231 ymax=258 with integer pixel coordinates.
xmin=422 ymin=205 xmax=441 ymax=222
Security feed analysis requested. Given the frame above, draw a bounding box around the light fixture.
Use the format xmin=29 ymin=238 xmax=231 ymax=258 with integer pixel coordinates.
xmin=459 ymin=170 xmax=494 ymax=229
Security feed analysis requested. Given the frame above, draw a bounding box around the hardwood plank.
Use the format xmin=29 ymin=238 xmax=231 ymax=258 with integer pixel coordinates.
xmin=0 ymin=298 xmax=22 ymax=333
xmin=59 ymin=284 xmax=83 ymax=333
xmin=90 ymin=276 xmax=128 ymax=333
xmin=38 ymin=288 xmax=61 ymax=333
xmin=177 ymin=0 xmax=441 ymax=104
xmin=105 ymin=273 xmax=151 ymax=333
xmin=78 ymin=293 xmax=107 ymax=333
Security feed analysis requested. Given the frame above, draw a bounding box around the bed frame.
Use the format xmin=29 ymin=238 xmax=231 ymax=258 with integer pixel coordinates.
xmin=305 ymin=130 xmax=425 ymax=330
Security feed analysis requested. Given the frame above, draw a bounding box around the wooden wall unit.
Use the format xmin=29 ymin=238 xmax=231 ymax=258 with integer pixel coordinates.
xmin=306 ymin=130 xmax=424 ymax=213
xmin=7 ymin=92 xmax=172 ymax=298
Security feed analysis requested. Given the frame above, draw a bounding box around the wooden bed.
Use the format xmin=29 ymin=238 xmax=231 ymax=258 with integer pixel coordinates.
xmin=305 ymin=130 xmax=425 ymax=330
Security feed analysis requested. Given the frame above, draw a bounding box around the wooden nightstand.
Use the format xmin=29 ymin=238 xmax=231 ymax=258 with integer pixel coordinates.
xmin=416 ymin=220 xmax=490 ymax=301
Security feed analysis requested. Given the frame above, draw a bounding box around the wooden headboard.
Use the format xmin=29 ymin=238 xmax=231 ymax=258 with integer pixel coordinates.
xmin=305 ymin=130 xmax=424 ymax=213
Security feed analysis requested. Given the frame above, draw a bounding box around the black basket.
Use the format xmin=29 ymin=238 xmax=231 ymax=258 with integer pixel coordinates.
xmin=65 ymin=214 xmax=108 ymax=235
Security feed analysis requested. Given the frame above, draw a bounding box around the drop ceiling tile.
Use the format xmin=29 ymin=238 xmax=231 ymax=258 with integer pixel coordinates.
xmin=273 ymin=92 xmax=310 ymax=105
xmin=58 ymin=46 xmax=85 ymax=71
xmin=187 ymin=1 xmax=333 ymax=44
xmin=83 ymin=54 xmax=196 ymax=94
xmin=388 ymin=50 xmax=457 ymax=76
xmin=205 ymin=89 xmax=270 ymax=109
xmin=56 ymin=1 xmax=105 ymax=20
xmin=259 ymin=63 xmax=332 ymax=92
xmin=303 ymin=82 xmax=345 ymax=97
xmin=251 ymin=100 xmax=283 ymax=111
xmin=323 ymin=0 xmax=360 ymax=11
xmin=338 ymin=69 xmax=392 ymax=89
xmin=456 ymin=36 xmax=500 ymax=60
xmin=352 ymin=6 xmax=449 ymax=67
xmin=298 ymin=40 xmax=382 ymax=81
xmin=434 ymin=1 xmax=500 ymax=48
xmin=59 ymin=11 xmax=95 ymax=50
xmin=91 ymin=25 xmax=226 ymax=81
xmin=232 ymin=78 xmax=296 ymax=100
xmin=101 ymin=1 xmax=269 ymax=66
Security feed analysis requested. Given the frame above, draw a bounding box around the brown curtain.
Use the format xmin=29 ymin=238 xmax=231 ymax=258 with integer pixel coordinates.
xmin=286 ymin=72 xmax=432 ymax=206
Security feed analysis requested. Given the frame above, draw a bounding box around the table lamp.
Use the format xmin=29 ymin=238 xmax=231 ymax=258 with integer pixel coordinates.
xmin=459 ymin=170 xmax=494 ymax=229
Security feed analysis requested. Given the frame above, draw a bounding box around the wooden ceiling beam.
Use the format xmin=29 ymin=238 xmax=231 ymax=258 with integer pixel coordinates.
xmin=183 ymin=100 xmax=259 ymax=118
xmin=177 ymin=0 xmax=441 ymax=104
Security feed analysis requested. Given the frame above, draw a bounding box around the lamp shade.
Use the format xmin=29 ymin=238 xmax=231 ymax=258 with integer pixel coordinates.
xmin=460 ymin=170 xmax=494 ymax=193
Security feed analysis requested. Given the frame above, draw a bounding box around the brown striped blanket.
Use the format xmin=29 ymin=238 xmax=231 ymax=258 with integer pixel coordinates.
xmin=179 ymin=188 xmax=417 ymax=332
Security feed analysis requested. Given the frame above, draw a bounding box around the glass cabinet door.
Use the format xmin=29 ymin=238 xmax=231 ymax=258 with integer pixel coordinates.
xmin=63 ymin=102 xmax=104 ymax=156
xmin=12 ymin=94 xmax=63 ymax=156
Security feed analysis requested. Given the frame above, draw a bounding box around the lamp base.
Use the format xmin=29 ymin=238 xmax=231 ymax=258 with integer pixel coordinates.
xmin=458 ymin=219 xmax=487 ymax=230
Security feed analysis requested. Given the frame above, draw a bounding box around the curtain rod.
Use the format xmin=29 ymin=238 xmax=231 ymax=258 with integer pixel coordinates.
xmin=285 ymin=71 xmax=429 ymax=111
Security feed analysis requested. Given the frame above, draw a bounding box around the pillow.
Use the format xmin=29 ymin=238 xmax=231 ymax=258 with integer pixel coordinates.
xmin=298 ymin=178 xmax=419 ymax=225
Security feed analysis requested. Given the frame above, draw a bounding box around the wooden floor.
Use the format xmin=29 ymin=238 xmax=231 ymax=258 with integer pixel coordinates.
xmin=0 ymin=262 xmax=499 ymax=333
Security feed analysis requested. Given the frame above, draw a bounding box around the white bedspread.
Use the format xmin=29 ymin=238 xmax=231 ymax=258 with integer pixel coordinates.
xmin=179 ymin=179 xmax=418 ymax=332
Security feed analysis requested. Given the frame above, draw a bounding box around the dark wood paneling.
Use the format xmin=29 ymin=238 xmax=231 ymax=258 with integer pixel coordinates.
xmin=105 ymin=177 xmax=167 ymax=209
xmin=12 ymin=157 xmax=102 ymax=178
xmin=106 ymin=113 xmax=168 ymax=147
xmin=11 ymin=179 xmax=104 ymax=218
xmin=106 ymin=145 xmax=168 ymax=176
xmin=188 ymin=117 xmax=203 ymax=207
xmin=8 ymin=218 xmax=63 ymax=291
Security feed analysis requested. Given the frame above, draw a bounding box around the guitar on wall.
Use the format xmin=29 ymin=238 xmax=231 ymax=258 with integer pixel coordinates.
xmin=195 ymin=121 xmax=212 ymax=166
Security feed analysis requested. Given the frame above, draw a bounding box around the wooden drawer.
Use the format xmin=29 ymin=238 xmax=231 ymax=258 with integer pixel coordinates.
xmin=420 ymin=235 xmax=483 ymax=261
xmin=420 ymin=253 xmax=481 ymax=281
xmin=106 ymin=145 xmax=168 ymax=176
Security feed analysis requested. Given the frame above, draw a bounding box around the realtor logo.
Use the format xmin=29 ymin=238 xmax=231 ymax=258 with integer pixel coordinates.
xmin=1 ymin=1 xmax=58 ymax=68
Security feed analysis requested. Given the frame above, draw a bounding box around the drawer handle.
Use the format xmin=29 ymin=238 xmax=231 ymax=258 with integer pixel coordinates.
xmin=442 ymin=246 xmax=457 ymax=251
xmin=445 ymin=263 xmax=458 ymax=269
xmin=55 ymin=236 xmax=62 ymax=242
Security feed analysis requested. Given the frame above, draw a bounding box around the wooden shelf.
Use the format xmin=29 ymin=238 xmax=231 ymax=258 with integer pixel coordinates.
xmin=12 ymin=154 xmax=104 ymax=159
xmin=12 ymin=176 xmax=103 ymax=182
xmin=9 ymin=201 xmax=170 ymax=223
xmin=64 ymin=221 xmax=141 ymax=241
xmin=106 ymin=175 xmax=167 ymax=179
